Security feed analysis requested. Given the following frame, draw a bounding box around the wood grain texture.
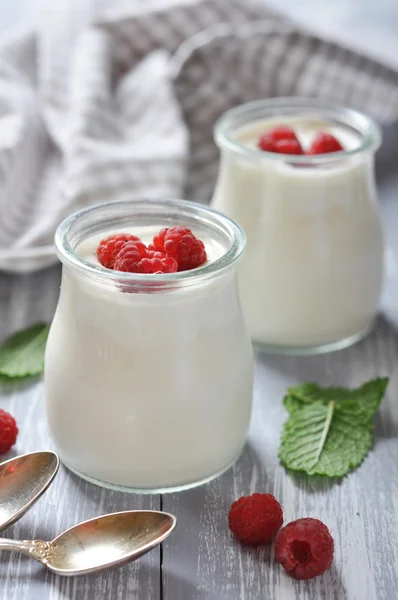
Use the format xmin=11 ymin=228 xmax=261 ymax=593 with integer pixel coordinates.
xmin=1 ymin=269 xmax=398 ymax=600
xmin=163 ymin=319 xmax=398 ymax=600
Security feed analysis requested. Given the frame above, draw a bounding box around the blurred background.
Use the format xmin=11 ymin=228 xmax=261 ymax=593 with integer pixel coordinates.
xmin=1 ymin=0 xmax=397 ymax=67
xmin=0 ymin=0 xmax=397 ymax=276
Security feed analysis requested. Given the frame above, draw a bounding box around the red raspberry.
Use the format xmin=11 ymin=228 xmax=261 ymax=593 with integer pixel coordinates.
xmin=258 ymin=126 xmax=298 ymax=152
xmin=275 ymin=518 xmax=334 ymax=580
xmin=138 ymin=256 xmax=178 ymax=274
xmin=114 ymin=242 xmax=177 ymax=274
xmin=228 ymin=493 xmax=283 ymax=545
xmin=113 ymin=241 xmax=143 ymax=272
xmin=113 ymin=240 xmax=148 ymax=273
xmin=0 ymin=409 xmax=18 ymax=454
xmin=257 ymin=133 xmax=276 ymax=152
xmin=97 ymin=233 xmax=141 ymax=269
xmin=150 ymin=229 xmax=169 ymax=253
xmin=113 ymin=240 xmax=148 ymax=272
xmin=147 ymin=249 xmax=166 ymax=259
xmin=151 ymin=227 xmax=207 ymax=271
xmin=269 ymin=126 xmax=298 ymax=142
xmin=274 ymin=139 xmax=303 ymax=155
xmin=308 ymin=132 xmax=343 ymax=155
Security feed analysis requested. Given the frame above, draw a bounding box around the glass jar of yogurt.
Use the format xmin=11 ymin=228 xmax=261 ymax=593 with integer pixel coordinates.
xmin=45 ymin=199 xmax=253 ymax=493
xmin=211 ymin=98 xmax=383 ymax=354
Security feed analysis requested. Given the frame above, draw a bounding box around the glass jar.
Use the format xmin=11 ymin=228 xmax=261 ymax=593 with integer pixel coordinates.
xmin=211 ymin=98 xmax=383 ymax=354
xmin=45 ymin=199 xmax=253 ymax=493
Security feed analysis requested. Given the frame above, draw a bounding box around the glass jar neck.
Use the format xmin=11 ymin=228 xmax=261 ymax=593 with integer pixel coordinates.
xmin=55 ymin=199 xmax=246 ymax=292
xmin=215 ymin=97 xmax=382 ymax=166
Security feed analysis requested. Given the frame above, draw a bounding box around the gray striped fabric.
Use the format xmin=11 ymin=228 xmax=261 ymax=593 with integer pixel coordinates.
xmin=0 ymin=0 xmax=397 ymax=272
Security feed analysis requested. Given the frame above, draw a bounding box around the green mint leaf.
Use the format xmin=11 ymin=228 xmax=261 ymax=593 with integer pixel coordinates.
xmin=287 ymin=378 xmax=389 ymax=415
xmin=279 ymin=378 xmax=389 ymax=477
xmin=0 ymin=323 xmax=50 ymax=378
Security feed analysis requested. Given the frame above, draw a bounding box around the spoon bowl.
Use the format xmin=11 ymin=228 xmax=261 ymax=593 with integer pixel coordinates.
xmin=0 ymin=510 xmax=176 ymax=576
xmin=0 ymin=451 xmax=59 ymax=531
xmin=49 ymin=510 xmax=176 ymax=575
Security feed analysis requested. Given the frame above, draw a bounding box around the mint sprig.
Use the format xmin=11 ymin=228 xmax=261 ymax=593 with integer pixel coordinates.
xmin=279 ymin=378 xmax=389 ymax=478
xmin=0 ymin=323 xmax=50 ymax=378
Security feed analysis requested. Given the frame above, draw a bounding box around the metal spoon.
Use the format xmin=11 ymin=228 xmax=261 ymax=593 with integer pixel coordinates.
xmin=0 ymin=451 xmax=59 ymax=531
xmin=0 ymin=510 xmax=176 ymax=576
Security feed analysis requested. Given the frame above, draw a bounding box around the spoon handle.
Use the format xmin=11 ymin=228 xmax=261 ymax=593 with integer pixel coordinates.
xmin=0 ymin=538 xmax=52 ymax=563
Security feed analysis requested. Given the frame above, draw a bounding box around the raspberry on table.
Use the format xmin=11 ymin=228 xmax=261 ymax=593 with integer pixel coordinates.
xmin=307 ymin=132 xmax=343 ymax=155
xmin=97 ymin=233 xmax=141 ymax=269
xmin=228 ymin=493 xmax=284 ymax=545
xmin=275 ymin=518 xmax=334 ymax=580
xmin=114 ymin=242 xmax=177 ymax=274
xmin=150 ymin=226 xmax=207 ymax=271
xmin=0 ymin=409 xmax=18 ymax=454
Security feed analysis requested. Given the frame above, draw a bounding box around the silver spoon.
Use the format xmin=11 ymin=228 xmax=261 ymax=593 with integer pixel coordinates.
xmin=0 ymin=510 xmax=176 ymax=576
xmin=0 ymin=451 xmax=59 ymax=531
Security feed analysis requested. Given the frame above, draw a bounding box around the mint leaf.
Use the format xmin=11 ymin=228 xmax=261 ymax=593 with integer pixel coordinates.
xmin=0 ymin=324 xmax=50 ymax=378
xmin=279 ymin=378 xmax=389 ymax=477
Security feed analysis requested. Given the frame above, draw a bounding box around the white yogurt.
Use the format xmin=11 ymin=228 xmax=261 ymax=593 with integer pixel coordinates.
xmin=45 ymin=220 xmax=253 ymax=491
xmin=212 ymin=115 xmax=384 ymax=349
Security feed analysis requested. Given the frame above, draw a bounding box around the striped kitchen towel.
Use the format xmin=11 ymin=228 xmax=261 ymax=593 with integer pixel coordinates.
xmin=0 ymin=0 xmax=397 ymax=272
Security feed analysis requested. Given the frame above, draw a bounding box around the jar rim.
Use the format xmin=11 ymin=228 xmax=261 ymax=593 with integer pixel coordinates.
xmin=55 ymin=198 xmax=246 ymax=285
xmin=214 ymin=97 xmax=382 ymax=164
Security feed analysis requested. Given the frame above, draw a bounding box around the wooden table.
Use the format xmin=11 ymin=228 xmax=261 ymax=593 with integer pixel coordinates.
xmin=1 ymin=127 xmax=398 ymax=599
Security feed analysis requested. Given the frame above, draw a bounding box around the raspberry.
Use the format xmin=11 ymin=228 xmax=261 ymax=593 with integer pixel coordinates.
xmin=114 ymin=242 xmax=177 ymax=274
xmin=269 ymin=126 xmax=298 ymax=142
xmin=138 ymin=256 xmax=178 ymax=274
xmin=113 ymin=241 xmax=143 ymax=272
xmin=0 ymin=409 xmax=18 ymax=454
xmin=258 ymin=126 xmax=298 ymax=152
xmin=275 ymin=518 xmax=334 ymax=580
xmin=113 ymin=240 xmax=148 ymax=272
xmin=97 ymin=233 xmax=141 ymax=269
xmin=151 ymin=227 xmax=207 ymax=271
xmin=257 ymin=133 xmax=276 ymax=152
xmin=228 ymin=493 xmax=283 ymax=545
xmin=274 ymin=139 xmax=303 ymax=155
xmin=308 ymin=132 xmax=343 ymax=155
xmin=147 ymin=249 xmax=166 ymax=259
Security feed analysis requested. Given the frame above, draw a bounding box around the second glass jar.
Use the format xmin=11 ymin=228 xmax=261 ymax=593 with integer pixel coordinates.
xmin=211 ymin=98 xmax=384 ymax=354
